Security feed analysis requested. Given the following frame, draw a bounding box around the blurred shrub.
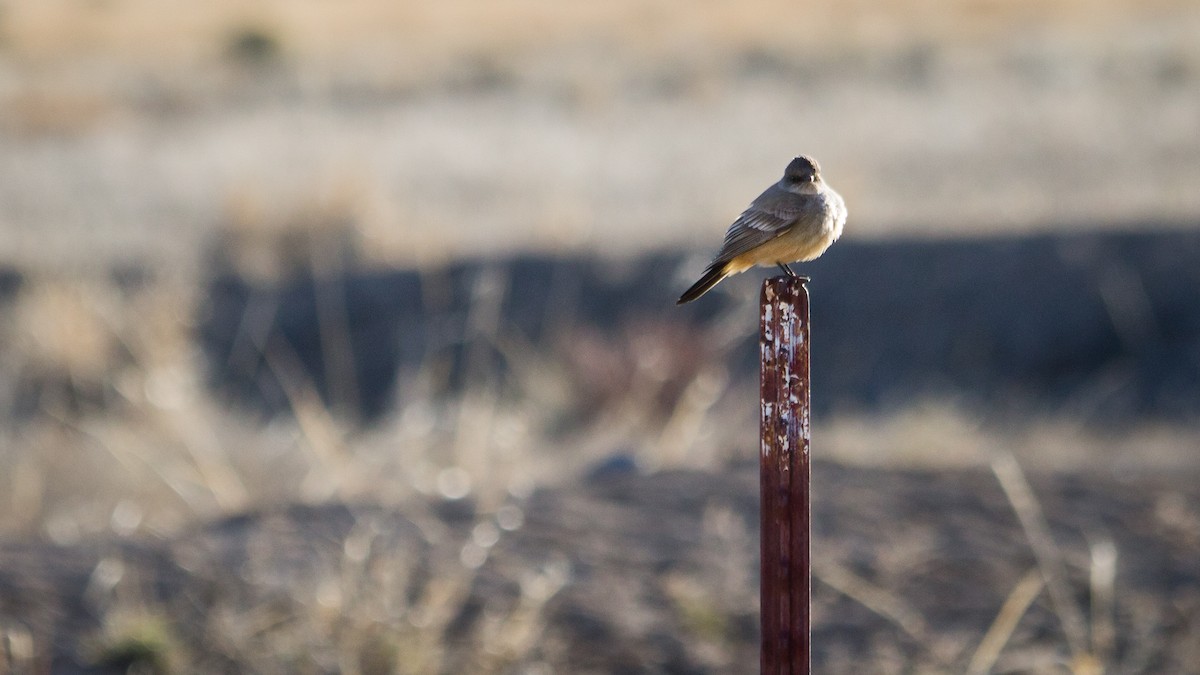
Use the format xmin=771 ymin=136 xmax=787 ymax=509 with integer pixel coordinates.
xmin=87 ymin=611 xmax=182 ymax=675
xmin=226 ymin=25 xmax=281 ymax=65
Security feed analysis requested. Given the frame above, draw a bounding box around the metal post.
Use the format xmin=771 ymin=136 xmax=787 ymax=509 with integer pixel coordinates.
xmin=759 ymin=276 xmax=812 ymax=674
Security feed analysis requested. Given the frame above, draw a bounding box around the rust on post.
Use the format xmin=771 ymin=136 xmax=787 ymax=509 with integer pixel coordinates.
xmin=760 ymin=276 xmax=812 ymax=675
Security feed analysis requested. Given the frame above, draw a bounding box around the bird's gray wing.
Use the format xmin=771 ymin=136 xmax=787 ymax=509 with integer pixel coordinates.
xmin=712 ymin=183 xmax=811 ymax=262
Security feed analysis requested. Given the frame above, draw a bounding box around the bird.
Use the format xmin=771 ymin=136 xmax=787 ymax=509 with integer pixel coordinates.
xmin=677 ymin=155 xmax=846 ymax=304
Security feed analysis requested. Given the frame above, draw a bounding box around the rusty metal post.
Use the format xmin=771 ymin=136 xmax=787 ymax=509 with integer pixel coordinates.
xmin=760 ymin=276 xmax=812 ymax=675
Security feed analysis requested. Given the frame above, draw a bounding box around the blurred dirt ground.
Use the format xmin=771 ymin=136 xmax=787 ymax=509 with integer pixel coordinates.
xmin=3 ymin=461 xmax=1199 ymax=673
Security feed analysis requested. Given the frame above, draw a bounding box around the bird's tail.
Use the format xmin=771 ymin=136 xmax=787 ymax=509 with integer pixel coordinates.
xmin=677 ymin=262 xmax=730 ymax=305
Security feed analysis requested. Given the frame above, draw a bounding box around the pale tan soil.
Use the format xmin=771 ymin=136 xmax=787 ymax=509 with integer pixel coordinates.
xmin=1 ymin=0 xmax=1198 ymax=273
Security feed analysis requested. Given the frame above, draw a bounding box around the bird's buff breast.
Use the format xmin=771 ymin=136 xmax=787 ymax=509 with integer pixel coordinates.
xmin=728 ymin=196 xmax=845 ymax=273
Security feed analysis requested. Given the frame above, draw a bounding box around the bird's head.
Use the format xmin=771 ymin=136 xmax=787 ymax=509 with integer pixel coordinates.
xmin=783 ymin=155 xmax=821 ymax=184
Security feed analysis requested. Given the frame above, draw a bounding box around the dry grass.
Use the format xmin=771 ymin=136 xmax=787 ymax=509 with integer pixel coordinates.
xmin=0 ymin=265 xmax=744 ymax=540
xmin=0 ymin=257 xmax=737 ymax=668
xmin=7 ymin=443 xmax=1192 ymax=672
xmin=0 ymin=278 xmax=1196 ymax=674
xmin=0 ymin=249 xmax=1195 ymax=672
xmin=823 ymin=402 xmax=1200 ymax=473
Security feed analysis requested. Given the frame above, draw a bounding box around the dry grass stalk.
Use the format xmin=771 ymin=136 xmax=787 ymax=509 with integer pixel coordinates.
xmin=991 ymin=451 xmax=1093 ymax=671
xmin=967 ymin=567 xmax=1045 ymax=675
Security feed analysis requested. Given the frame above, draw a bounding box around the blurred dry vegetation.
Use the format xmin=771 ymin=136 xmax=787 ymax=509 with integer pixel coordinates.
xmin=1 ymin=0 xmax=1199 ymax=672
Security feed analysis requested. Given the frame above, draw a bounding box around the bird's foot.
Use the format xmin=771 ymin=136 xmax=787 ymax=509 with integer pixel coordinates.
xmin=775 ymin=263 xmax=809 ymax=283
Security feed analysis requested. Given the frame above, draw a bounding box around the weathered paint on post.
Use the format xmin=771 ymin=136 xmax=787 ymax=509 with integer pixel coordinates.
xmin=760 ymin=276 xmax=811 ymax=674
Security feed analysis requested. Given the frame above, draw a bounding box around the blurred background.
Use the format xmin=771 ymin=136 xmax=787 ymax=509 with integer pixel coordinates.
xmin=1 ymin=0 xmax=1199 ymax=672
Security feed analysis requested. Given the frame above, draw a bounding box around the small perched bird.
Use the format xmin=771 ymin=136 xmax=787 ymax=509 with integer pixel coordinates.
xmin=677 ymin=155 xmax=846 ymax=304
